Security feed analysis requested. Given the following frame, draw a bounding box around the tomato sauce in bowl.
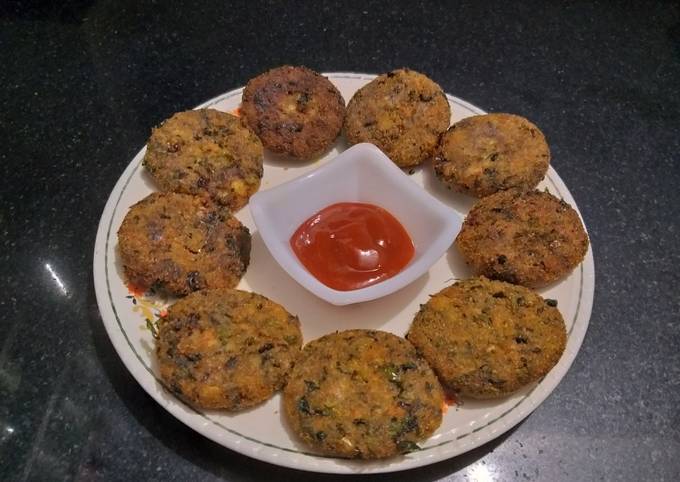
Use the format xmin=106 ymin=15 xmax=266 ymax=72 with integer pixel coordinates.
xmin=290 ymin=202 xmax=415 ymax=291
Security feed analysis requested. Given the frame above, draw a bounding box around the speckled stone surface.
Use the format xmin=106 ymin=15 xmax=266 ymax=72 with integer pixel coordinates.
xmin=1 ymin=1 xmax=679 ymax=480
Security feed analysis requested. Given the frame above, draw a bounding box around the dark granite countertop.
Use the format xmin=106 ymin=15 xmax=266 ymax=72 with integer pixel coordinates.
xmin=2 ymin=1 xmax=679 ymax=480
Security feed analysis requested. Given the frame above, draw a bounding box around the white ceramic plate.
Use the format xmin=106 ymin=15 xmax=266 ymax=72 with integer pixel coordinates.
xmin=93 ymin=73 xmax=594 ymax=474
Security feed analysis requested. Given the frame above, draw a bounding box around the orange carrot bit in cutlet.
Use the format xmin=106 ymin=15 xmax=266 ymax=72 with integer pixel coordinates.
xmin=127 ymin=282 xmax=147 ymax=298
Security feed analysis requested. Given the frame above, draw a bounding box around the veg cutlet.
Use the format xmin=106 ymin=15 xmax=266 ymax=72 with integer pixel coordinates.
xmin=117 ymin=192 xmax=250 ymax=296
xmin=407 ymin=277 xmax=567 ymax=399
xmin=143 ymin=109 xmax=263 ymax=211
xmin=283 ymin=329 xmax=443 ymax=459
xmin=344 ymin=68 xmax=450 ymax=168
xmin=455 ymin=189 xmax=589 ymax=286
xmin=157 ymin=289 xmax=303 ymax=410
xmin=241 ymin=65 xmax=345 ymax=159
xmin=434 ymin=113 xmax=550 ymax=197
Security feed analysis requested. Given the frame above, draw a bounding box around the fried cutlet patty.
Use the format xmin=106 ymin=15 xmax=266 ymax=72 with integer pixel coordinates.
xmin=241 ymin=65 xmax=345 ymax=159
xmin=143 ymin=109 xmax=263 ymax=211
xmin=117 ymin=192 xmax=250 ymax=296
xmin=283 ymin=330 xmax=443 ymax=459
xmin=157 ymin=289 xmax=303 ymax=410
xmin=434 ymin=113 xmax=550 ymax=197
xmin=455 ymin=189 xmax=589 ymax=286
xmin=407 ymin=277 xmax=567 ymax=399
xmin=343 ymin=68 xmax=450 ymax=168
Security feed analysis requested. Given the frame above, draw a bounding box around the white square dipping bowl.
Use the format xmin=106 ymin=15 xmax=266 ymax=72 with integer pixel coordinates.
xmin=249 ymin=143 xmax=462 ymax=305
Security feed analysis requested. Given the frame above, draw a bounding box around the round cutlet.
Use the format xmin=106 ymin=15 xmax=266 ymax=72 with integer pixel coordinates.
xmin=143 ymin=109 xmax=263 ymax=211
xmin=283 ymin=330 xmax=443 ymax=459
xmin=344 ymin=68 xmax=450 ymax=168
xmin=406 ymin=277 xmax=567 ymax=399
xmin=434 ymin=113 xmax=550 ymax=197
xmin=241 ymin=65 xmax=345 ymax=159
xmin=455 ymin=189 xmax=589 ymax=286
xmin=157 ymin=289 xmax=303 ymax=410
xmin=117 ymin=192 xmax=250 ymax=296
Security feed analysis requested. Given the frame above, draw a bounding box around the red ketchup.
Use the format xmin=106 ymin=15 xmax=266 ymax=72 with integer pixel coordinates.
xmin=290 ymin=202 xmax=415 ymax=291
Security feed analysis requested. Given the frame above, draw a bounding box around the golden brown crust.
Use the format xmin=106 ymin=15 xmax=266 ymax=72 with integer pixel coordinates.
xmin=157 ymin=289 xmax=302 ymax=410
xmin=117 ymin=192 xmax=250 ymax=296
xmin=407 ymin=277 xmax=567 ymax=399
xmin=283 ymin=330 xmax=443 ymax=459
xmin=143 ymin=109 xmax=263 ymax=211
xmin=434 ymin=113 xmax=550 ymax=197
xmin=455 ymin=189 xmax=589 ymax=286
xmin=241 ymin=65 xmax=345 ymax=159
xmin=344 ymin=68 xmax=450 ymax=167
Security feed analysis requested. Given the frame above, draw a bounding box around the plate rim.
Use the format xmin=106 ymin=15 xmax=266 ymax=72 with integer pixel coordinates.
xmin=92 ymin=72 xmax=595 ymax=474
